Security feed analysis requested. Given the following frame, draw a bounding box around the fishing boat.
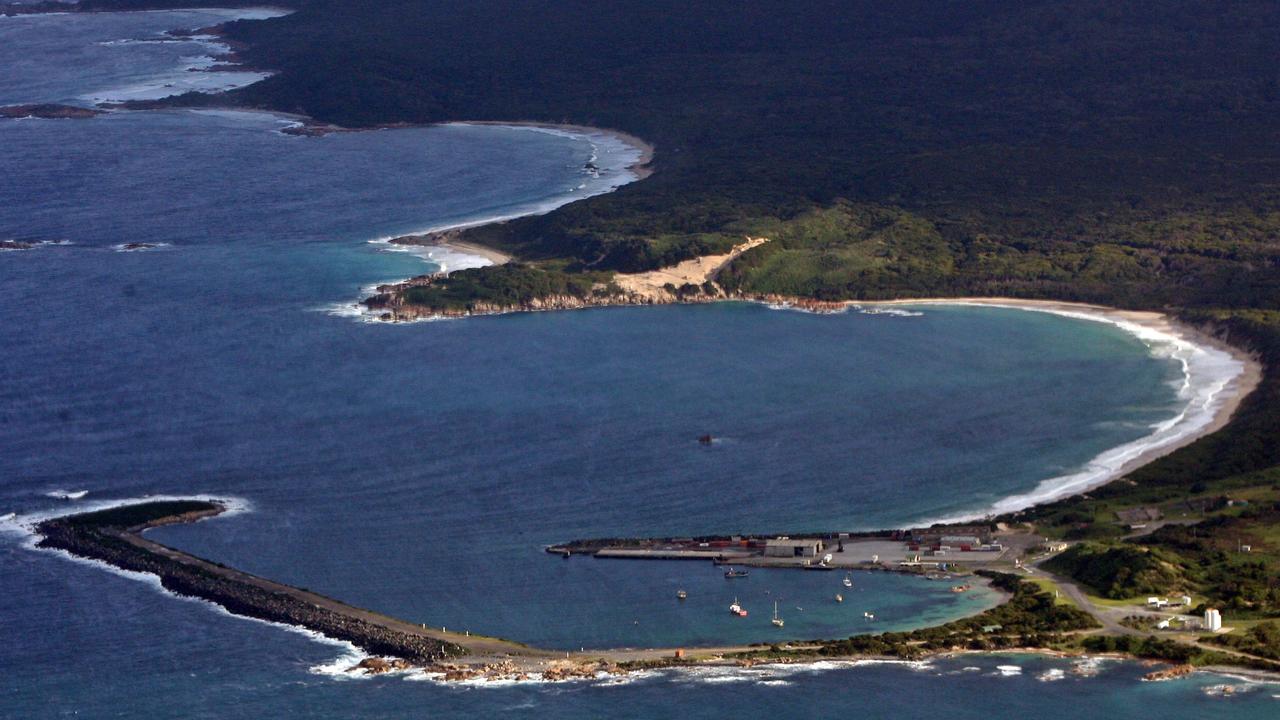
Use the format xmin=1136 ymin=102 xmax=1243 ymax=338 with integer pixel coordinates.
xmin=677 ymin=589 xmax=688 ymax=600
xmin=951 ymin=584 xmax=971 ymax=593
xmin=835 ymin=593 xmax=843 ymax=603
xmin=771 ymin=600 xmax=784 ymax=628
xmin=729 ymin=598 xmax=748 ymax=617
xmin=842 ymin=573 xmax=853 ymax=588
xmin=723 ymin=567 xmax=749 ymax=579
xmin=863 ymin=611 xmax=875 ymax=620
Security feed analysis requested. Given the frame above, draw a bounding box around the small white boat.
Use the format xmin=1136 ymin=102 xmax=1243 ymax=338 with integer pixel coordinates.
xmin=842 ymin=573 xmax=853 ymax=588
xmin=835 ymin=593 xmax=843 ymax=603
xmin=771 ymin=600 xmax=784 ymax=628
xmin=677 ymin=589 xmax=688 ymax=600
xmin=729 ymin=598 xmax=748 ymax=617
xmin=864 ymin=611 xmax=875 ymax=620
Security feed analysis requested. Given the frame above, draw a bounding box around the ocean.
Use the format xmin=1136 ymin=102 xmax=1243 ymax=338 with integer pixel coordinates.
xmin=0 ymin=7 xmax=1273 ymax=718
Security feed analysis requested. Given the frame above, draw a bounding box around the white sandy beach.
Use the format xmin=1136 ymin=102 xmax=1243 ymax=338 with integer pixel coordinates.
xmin=342 ymin=119 xmax=1261 ymax=524
xmin=362 ymin=121 xmax=651 ymax=273
xmin=870 ymin=297 xmax=1262 ymax=522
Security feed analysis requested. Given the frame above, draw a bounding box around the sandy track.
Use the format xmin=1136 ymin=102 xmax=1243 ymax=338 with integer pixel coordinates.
xmin=611 ymin=236 xmax=769 ymax=300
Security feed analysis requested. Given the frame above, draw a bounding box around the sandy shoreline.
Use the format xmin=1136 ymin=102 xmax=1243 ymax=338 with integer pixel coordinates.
xmin=447 ymin=120 xmax=655 ymax=179
xmin=860 ymin=297 xmax=1261 ymax=522
xmin=364 ymin=281 xmax=1260 ymax=523
xmin=385 ymin=232 xmax=514 ymax=266
xmin=348 ymin=121 xmax=653 ymax=284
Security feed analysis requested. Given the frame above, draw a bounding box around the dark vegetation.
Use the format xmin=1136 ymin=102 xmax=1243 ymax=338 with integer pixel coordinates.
xmin=1210 ymin=621 xmax=1280 ymax=661
xmin=1080 ymin=635 xmax=1197 ymax=665
xmin=396 ymin=265 xmax=615 ymax=312
xmin=41 ymin=0 xmax=1280 ymax=663
xmin=198 ymin=1 xmax=1280 ymax=309
xmin=1044 ymin=543 xmax=1188 ymax=600
xmin=208 ymin=2 xmax=1280 ymax=632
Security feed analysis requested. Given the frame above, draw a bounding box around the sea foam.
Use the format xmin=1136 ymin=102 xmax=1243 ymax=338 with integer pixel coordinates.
xmin=78 ymin=8 xmax=291 ymax=105
xmin=919 ymin=303 xmax=1247 ymax=524
xmin=324 ymin=123 xmax=646 ymax=322
xmin=3 ymin=494 xmax=371 ymax=673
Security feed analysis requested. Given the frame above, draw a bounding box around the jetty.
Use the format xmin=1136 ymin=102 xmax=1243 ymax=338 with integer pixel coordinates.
xmin=34 ymin=501 xmax=546 ymax=666
xmin=546 ymin=527 xmax=1010 ymax=571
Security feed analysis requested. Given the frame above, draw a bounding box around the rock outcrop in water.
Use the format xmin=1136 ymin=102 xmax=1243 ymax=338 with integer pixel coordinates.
xmin=0 ymin=104 xmax=103 ymax=120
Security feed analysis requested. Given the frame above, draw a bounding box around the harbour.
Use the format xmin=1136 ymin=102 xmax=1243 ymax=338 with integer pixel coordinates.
xmin=549 ymin=525 xmax=1015 ymax=572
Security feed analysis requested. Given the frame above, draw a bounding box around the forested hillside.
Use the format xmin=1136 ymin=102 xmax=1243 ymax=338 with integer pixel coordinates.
xmin=195 ymin=0 xmax=1280 ymax=307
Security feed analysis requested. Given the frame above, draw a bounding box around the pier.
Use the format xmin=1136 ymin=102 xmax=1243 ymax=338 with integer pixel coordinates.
xmin=548 ymin=530 xmax=1009 ymax=571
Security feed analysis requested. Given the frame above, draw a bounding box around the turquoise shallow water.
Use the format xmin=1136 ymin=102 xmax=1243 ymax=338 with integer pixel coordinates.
xmin=2 ymin=8 xmax=1272 ymax=718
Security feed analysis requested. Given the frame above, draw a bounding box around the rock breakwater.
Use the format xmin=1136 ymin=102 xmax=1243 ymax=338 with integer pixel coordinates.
xmin=35 ymin=502 xmax=464 ymax=664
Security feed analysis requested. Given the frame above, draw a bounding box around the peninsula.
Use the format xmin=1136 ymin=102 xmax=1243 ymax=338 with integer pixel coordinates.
xmin=14 ymin=0 xmax=1280 ymax=689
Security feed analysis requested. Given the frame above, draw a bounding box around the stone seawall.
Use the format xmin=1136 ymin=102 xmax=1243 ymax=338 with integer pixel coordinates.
xmin=35 ymin=507 xmax=464 ymax=664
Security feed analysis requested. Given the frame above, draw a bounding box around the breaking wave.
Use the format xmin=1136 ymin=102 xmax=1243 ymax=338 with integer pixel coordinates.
xmin=919 ymin=302 xmax=1248 ymax=524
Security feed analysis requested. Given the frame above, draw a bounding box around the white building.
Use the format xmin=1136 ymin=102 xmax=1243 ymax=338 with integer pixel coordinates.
xmin=1204 ymin=608 xmax=1223 ymax=632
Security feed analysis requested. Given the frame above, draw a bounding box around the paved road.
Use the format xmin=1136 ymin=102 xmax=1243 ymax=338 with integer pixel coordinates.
xmin=1029 ymin=563 xmax=1142 ymax=636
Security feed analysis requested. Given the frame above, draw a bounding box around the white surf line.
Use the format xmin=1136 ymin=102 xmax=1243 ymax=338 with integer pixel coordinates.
xmin=0 ymin=494 xmax=378 ymax=674
xmin=908 ymin=300 xmax=1252 ymax=524
xmin=323 ymin=124 xmax=649 ymax=322
xmin=73 ymin=7 xmax=293 ymax=105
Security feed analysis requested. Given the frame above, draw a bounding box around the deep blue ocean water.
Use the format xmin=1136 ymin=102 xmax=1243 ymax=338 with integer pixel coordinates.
xmin=2 ymin=8 xmax=1275 ymax=718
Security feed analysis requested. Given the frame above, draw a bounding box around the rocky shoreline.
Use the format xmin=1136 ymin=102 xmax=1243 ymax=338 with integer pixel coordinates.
xmin=0 ymin=104 xmax=103 ymax=120
xmin=360 ymin=275 xmax=846 ymax=322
